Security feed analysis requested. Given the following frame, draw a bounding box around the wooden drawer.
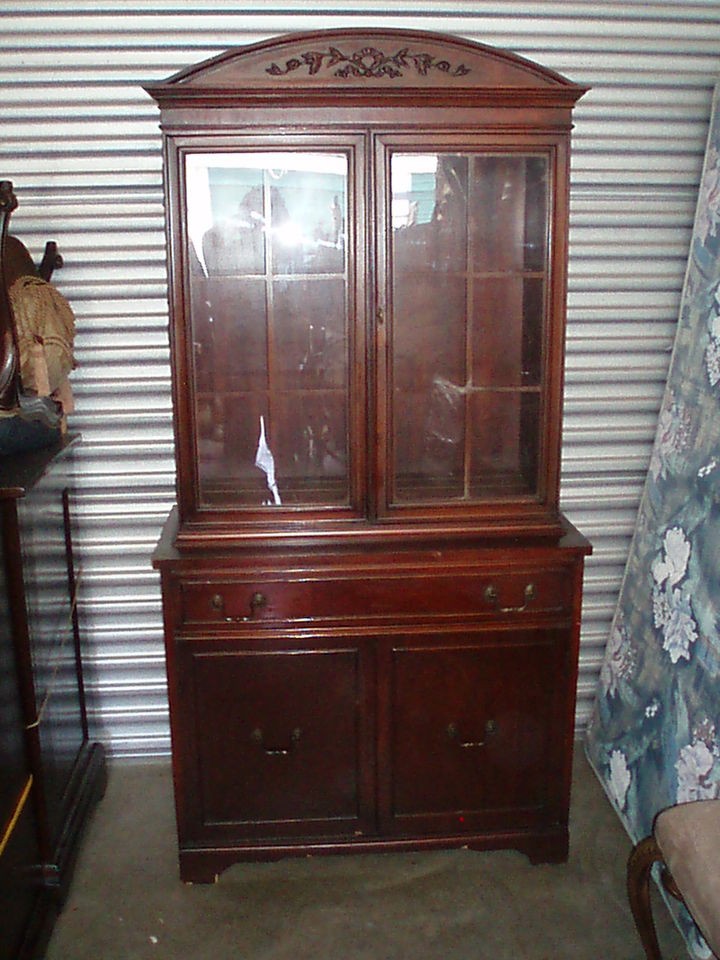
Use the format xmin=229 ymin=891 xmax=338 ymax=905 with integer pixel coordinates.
xmin=178 ymin=566 xmax=572 ymax=627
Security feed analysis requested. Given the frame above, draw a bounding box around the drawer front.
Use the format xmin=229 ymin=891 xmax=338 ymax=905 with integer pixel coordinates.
xmin=179 ymin=567 xmax=572 ymax=626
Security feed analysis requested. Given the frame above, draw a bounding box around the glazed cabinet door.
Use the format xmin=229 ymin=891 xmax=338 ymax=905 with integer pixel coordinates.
xmin=175 ymin=635 xmax=375 ymax=847
xmin=19 ymin=475 xmax=85 ymax=853
xmin=376 ymin=137 xmax=565 ymax=526
xmin=173 ymin=139 xmax=367 ymax=525
xmin=0 ymin=521 xmax=41 ymax=960
xmin=378 ymin=627 xmax=569 ymax=838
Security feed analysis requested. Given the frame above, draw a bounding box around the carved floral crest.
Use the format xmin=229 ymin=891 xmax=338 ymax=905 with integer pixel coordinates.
xmin=266 ymin=45 xmax=471 ymax=80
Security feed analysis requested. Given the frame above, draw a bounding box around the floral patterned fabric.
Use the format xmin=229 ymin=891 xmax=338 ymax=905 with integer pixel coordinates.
xmin=586 ymin=83 xmax=720 ymax=960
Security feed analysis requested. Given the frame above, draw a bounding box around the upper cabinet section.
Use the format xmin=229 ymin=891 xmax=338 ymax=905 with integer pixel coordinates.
xmin=145 ymin=30 xmax=587 ymax=546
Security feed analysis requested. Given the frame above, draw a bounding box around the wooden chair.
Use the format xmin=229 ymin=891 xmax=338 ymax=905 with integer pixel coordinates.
xmin=627 ymin=799 xmax=720 ymax=959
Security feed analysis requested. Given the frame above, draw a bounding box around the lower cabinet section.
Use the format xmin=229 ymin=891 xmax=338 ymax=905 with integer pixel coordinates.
xmin=172 ymin=627 xmax=571 ymax=880
xmin=156 ymin=518 xmax=590 ymax=883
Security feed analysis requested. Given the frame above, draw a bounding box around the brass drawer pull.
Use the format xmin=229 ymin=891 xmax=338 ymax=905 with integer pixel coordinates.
xmin=249 ymin=591 xmax=267 ymax=614
xmin=209 ymin=591 xmax=268 ymax=621
xmin=251 ymin=726 xmax=301 ymax=757
xmin=447 ymin=719 xmax=497 ymax=749
xmin=484 ymin=582 xmax=536 ymax=613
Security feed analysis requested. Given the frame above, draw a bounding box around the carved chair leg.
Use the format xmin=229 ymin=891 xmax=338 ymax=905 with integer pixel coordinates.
xmin=627 ymin=835 xmax=666 ymax=960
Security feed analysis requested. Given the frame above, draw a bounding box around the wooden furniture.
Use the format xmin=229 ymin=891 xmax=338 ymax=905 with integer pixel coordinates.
xmin=627 ymin=801 xmax=720 ymax=960
xmin=0 ymin=186 xmax=105 ymax=960
xmin=0 ymin=440 xmax=107 ymax=960
xmin=147 ymin=28 xmax=591 ymax=883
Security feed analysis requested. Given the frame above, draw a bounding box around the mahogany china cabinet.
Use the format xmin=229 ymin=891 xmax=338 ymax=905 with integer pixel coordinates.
xmin=147 ymin=29 xmax=590 ymax=883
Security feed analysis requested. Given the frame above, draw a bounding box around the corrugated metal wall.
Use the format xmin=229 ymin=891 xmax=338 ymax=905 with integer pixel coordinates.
xmin=2 ymin=1 xmax=719 ymax=758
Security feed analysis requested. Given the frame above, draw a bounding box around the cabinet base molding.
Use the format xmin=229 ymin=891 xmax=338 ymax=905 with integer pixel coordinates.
xmin=178 ymin=826 xmax=570 ymax=884
xmin=43 ymin=742 xmax=108 ymax=897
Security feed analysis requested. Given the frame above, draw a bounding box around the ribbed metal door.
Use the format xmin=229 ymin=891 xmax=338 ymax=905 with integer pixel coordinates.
xmin=2 ymin=1 xmax=719 ymax=757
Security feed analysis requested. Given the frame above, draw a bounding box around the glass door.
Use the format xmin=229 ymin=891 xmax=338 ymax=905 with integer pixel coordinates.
xmin=380 ymin=146 xmax=551 ymax=513
xmin=183 ymin=150 xmax=357 ymax=513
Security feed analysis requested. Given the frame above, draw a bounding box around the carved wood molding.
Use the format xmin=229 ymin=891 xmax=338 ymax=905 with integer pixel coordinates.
xmin=265 ymin=45 xmax=471 ymax=80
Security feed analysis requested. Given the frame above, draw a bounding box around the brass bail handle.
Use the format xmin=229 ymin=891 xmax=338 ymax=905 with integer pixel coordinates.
xmin=209 ymin=590 xmax=268 ymax=621
xmin=251 ymin=727 xmax=302 ymax=757
xmin=249 ymin=591 xmax=267 ymax=614
xmin=446 ymin=719 xmax=498 ymax=749
xmin=484 ymin=582 xmax=536 ymax=613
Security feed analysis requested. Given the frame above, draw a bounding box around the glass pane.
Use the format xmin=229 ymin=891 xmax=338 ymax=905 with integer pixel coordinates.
xmin=389 ymin=152 xmax=548 ymax=505
xmin=185 ymin=152 xmax=350 ymax=509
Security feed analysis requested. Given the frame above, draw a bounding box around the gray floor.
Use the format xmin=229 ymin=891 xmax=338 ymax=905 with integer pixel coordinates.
xmin=46 ymin=751 xmax=688 ymax=960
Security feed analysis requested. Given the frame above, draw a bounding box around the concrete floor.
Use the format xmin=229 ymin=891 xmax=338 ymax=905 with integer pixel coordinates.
xmin=46 ymin=752 xmax=688 ymax=960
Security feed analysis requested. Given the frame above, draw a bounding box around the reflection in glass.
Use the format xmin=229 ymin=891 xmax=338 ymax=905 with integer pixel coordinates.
xmin=184 ymin=153 xmax=350 ymax=509
xmin=390 ymin=152 xmax=548 ymax=505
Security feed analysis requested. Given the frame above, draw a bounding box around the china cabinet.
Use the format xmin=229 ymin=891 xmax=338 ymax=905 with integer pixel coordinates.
xmin=148 ymin=28 xmax=590 ymax=883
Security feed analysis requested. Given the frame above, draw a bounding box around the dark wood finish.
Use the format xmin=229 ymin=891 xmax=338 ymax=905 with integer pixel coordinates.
xmin=0 ymin=438 xmax=106 ymax=960
xmin=627 ymin=827 xmax=700 ymax=960
xmin=181 ymin=639 xmax=374 ymax=837
xmin=627 ymin=834 xmax=669 ymax=960
xmin=147 ymin=29 xmax=590 ymax=883
xmin=154 ymin=509 xmax=589 ymax=882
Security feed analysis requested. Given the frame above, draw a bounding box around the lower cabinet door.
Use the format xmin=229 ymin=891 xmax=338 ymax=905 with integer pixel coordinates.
xmin=379 ymin=628 xmax=569 ymax=836
xmin=177 ymin=637 xmax=374 ymax=844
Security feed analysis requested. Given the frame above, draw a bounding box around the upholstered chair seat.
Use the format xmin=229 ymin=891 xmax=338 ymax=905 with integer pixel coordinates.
xmin=627 ymin=799 xmax=720 ymax=960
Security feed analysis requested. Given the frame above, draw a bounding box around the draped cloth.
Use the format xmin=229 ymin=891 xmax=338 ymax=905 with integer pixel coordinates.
xmin=585 ymin=84 xmax=720 ymax=960
xmin=0 ymin=269 xmax=76 ymax=454
xmin=9 ymin=272 xmax=75 ymax=406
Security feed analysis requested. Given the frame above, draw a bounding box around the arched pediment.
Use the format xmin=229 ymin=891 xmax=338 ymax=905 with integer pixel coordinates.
xmin=145 ymin=29 xmax=587 ymax=107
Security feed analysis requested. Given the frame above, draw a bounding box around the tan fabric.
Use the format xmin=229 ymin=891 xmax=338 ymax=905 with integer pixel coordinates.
xmin=655 ymin=799 xmax=720 ymax=956
xmin=8 ymin=273 xmax=75 ymax=399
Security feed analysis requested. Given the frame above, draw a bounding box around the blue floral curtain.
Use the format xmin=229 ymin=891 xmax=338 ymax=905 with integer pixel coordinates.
xmin=586 ymin=84 xmax=720 ymax=960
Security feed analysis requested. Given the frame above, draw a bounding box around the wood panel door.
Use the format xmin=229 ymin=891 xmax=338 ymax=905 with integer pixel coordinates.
xmin=176 ymin=636 xmax=375 ymax=845
xmin=378 ymin=628 xmax=569 ymax=837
